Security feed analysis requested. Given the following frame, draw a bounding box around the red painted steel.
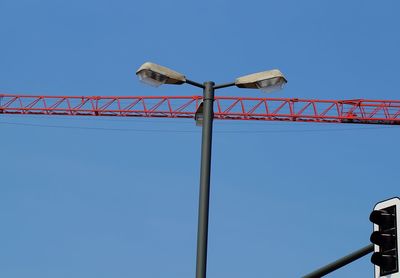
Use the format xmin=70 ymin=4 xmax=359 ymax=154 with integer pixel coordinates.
xmin=1 ymin=94 xmax=400 ymax=125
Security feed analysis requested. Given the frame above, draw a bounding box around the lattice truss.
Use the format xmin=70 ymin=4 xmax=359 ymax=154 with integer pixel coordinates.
xmin=1 ymin=94 xmax=400 ymax=125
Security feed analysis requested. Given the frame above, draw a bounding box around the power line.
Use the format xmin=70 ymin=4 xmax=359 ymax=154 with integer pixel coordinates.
xmin=0 ymin=120 xmax=394 ymax=134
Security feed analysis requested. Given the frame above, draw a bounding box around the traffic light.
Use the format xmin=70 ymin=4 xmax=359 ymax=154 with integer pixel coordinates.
xmin=370 ymin=197 xmax=400 ymax=277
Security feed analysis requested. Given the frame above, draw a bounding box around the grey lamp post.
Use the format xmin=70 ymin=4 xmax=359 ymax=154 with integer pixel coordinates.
xmin=136 ymin=62 xmax=287 ymax=278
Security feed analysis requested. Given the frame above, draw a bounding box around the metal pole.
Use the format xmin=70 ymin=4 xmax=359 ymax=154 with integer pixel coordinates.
xmin=195 ymin=81 xmax=215 ymax=278
xmin=302 ymin=244 xmax=374 ymax=278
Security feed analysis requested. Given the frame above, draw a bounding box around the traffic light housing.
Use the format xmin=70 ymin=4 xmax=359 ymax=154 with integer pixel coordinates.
xmin=370 ymin=197 xmax=400 ymax=277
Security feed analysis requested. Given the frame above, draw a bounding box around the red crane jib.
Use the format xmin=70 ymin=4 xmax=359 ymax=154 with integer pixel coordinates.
xmin=1 ymin=94 xmax=400 ymax=125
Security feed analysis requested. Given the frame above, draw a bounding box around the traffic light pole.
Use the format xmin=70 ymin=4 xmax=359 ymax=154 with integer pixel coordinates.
xmin=302 ymin=244 xmax=374 ymax=278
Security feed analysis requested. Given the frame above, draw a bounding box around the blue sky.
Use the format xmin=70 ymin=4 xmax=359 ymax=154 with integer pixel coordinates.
xmin=1 ymin=0 xmax=400 ymax=277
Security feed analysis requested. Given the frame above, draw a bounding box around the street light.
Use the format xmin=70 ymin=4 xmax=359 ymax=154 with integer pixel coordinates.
xmin=136 ymin=62 xmax=186 ymax=86
xmin=235 ymin=69 xmax=287 ymax=93
xmin=136 ymin=61 xmax=287 ymax=278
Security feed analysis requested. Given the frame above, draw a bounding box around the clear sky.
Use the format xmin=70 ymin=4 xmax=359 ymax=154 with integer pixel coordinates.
xmin=1 ymin=0 xmax=400 ymax=277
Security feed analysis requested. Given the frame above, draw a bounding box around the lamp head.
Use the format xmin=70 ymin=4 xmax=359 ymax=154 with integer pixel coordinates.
xmin=136 ymin=62 xmax=186 ymax=87
xmin=235 ymin=69 xmax=287 ymax=93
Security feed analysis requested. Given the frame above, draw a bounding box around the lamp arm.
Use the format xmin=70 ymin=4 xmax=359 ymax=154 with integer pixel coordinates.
xmin=213 ymin=82 xmax=236 ymax=90
xmin=186 ymin=79 xmax=205 ymax=89
xmin=186 ymin=79 xmax=236 ymax=90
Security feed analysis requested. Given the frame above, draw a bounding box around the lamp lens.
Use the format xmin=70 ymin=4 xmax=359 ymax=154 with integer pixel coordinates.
xmin=256 ymin=77 xmax=286 ymax=93
xmin=137 ymin=69 xmax=168 ymax=87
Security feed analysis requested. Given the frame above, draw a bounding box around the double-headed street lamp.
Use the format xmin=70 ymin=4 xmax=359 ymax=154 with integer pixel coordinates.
xmin=136 ymin=62 xmax=287 ymax=278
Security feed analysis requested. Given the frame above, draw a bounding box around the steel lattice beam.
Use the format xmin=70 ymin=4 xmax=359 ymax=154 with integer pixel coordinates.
xmin=1 ymin=94 xmax=400 ymax=125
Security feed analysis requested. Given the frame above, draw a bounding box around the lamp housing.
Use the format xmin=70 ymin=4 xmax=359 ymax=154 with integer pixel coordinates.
xmin=235 ymin=69 xmax=287 ymax=93
xmin=136 ymin=62 xmax=186 ymax=87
